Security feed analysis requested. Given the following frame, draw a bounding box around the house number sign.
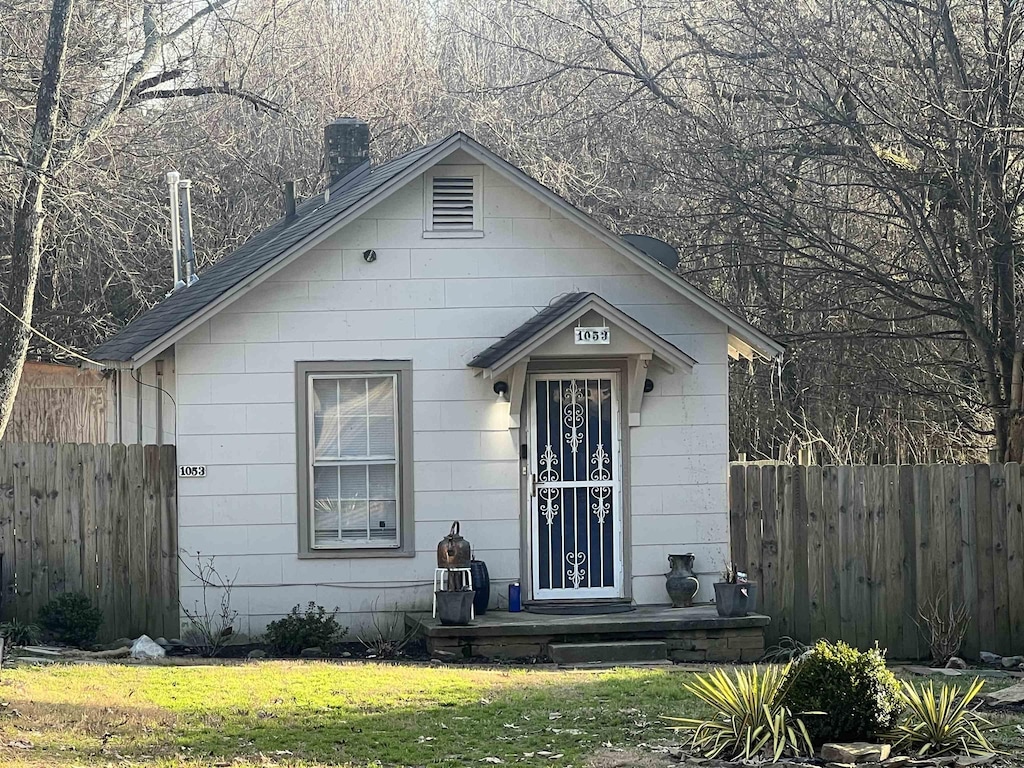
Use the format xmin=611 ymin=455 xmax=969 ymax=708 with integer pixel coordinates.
xmin=178 ymin=465 xmax=207 ymax=478
xmin=574 ymin=326 xmax=611 ymax=345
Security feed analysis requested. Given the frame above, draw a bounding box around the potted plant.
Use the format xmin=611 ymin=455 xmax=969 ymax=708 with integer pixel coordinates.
xmin=714 ymin=562 xmax=757 ymax=617
xmin=435 ymin=585 xmax=475 ymax=625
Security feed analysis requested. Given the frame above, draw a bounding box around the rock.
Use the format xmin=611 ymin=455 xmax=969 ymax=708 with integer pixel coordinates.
xmin=980 ymin=651 xmax=1002 ymax=665
xmin=955 ymin=755 xmax=996 ymax=767
xmin=945 ymin=656 xmax=967 ymax=669
xmin=1002 ymin=655 xmax=1024 ymax=668
xmin=882 ymin=758 xmax=911 ymax=768
xmin=904 ymin=665 xmax=960 ymax=676
xmin=129 ymin=635 xmax=166 ymax=660
xmin=246 ymin=649 xmax=267 ymax=659
xmin=154 ymin=637 xmax=169 ymax=647
xmin=820 ymin=744 xmax=892 ymax=763
xmin=20 ymin=646 xmax=62 ymax=657
xmin=982 ymin=680 xmax=1024 ymax=706
xmin=77 ymin=646 xmax=130 ymax=659
xmin=340 ymin=651 xmax=351 ymax=658
xmin=299 ymin=647 xmax=324 ymax=658
xmin=168 ymin=638 xmax=186 ymax=646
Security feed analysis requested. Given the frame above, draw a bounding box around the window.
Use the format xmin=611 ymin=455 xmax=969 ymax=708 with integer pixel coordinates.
xmin=423 ymin=167 xmax=483 ymax=237
xmin=296 ymin=361 xmax=413 ymax=558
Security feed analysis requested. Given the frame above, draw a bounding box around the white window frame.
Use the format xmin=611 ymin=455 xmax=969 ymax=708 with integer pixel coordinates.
xmin=423 ymin=165 xmax=484 ymax=238
xmin=307 ymin=373 xmax=400 ymax=550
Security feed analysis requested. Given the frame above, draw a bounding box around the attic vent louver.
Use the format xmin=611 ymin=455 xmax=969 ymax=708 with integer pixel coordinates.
xmin=431 ymin=176 xmax=475 ymax=230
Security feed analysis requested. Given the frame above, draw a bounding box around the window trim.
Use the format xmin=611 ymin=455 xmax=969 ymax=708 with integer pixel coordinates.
xmin=296 ymin=360 xmax=414 ymax=559
xmin=423 ymin=165 xmax=483 ymax=237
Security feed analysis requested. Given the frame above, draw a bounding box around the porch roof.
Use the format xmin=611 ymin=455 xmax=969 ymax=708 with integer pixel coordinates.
xmin=466 ymin=292 xmax=697 ymax=378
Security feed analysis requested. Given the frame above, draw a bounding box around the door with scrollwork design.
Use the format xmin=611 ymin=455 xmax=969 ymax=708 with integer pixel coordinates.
xmin=529 ymin=373 xmax=623 ymax=599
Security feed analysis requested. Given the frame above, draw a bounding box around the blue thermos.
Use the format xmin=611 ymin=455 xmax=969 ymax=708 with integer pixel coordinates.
xmin=509 ymin=581 xmax=522 ymax=612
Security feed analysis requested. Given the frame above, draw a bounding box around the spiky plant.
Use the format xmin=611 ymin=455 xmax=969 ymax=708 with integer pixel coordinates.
xmin=887 ymin=679 xmax=999 ymax=757
xmin=665 ymin=664 xmax=815 ymax=761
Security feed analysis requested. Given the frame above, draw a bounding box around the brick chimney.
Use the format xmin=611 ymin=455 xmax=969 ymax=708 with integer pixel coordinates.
xmin=324 ymin=118 xmax=370 ymax=186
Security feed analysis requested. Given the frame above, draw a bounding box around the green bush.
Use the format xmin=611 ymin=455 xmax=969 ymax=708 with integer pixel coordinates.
xmin=264 ymin=602 xmax=346 ymax=656
xmin=782 ymin=639 xmax=903 ymax=744
xmin=38 ymin=592 xmax=103 ymax=647
xmin=0 ymin=618 xmax=41 ymax=646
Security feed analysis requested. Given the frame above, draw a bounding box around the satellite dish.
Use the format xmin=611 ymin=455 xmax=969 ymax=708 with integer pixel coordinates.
xmin=622 ymin=234 xmax=679 ymax=270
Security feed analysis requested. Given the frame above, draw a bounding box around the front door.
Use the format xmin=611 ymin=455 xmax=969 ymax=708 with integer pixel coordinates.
xmin=528 ymin=373 xmax=624 ymax=600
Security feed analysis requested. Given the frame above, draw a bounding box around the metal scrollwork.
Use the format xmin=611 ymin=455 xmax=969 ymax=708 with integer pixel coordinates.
xmin=566 ymin=551 xmax=587 ymax=588
xmin=562 ymin=381 xmax=587 ymax=454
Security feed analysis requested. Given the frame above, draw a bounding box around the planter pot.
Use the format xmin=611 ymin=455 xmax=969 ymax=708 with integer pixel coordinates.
xmin=714 ymin=582 xmax=756 ymax=617
xmin=665 ymin=553 xmax=700 ymax=608
xmin=470 ymin=559 xmax=490 ymax=616
xmin=435 ymin=590 xmax=475 ymax=625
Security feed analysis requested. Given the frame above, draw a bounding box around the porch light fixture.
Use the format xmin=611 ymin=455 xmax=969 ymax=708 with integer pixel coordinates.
xmin=644 ymin=378 xmax=654 ymax=393
xmin=493 ymin=380 xmax=509 ymax=399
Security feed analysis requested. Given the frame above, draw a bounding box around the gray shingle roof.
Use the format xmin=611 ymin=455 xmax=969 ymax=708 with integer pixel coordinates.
xmin=466 ymin=292 xmax=592 ymax=369
xmin=90 ymin=136 xmax=449 ymax=362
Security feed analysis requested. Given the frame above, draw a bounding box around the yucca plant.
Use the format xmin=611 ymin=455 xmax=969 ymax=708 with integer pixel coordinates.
xmin=887 ymin=679 xmax=999 ymax=757
xmin=665 ymin=664 xmax=815 ymax=760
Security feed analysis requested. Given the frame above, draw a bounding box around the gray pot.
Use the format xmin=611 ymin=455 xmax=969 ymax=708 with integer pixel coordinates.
xmin=714 ymin=582 xmax=755 ymax=617
xmin=435 ymin=590 xmax=475 ymax=625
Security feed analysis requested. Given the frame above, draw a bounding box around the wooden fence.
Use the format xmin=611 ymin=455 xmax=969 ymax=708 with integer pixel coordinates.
xmin=729 ymin=463 xmax=1024 ymax=660
xmin=0 ymin=443 xmax=177 ymax=642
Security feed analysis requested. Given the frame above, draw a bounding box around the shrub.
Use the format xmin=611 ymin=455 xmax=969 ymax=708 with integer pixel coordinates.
xmin=38 ymin=592 xmax=103 ymax=647
xmin=665 ymin=664 xmax=814 ymax=761
xmin=888 ymin=679 xmax=998 ymax=756
xmin=782 ymin=639 xmax=903 ymax=744
xmin=264 ymin=602 xmax=346 ymax=656
xmin=0 ymin=618 xmax=41 ymax=647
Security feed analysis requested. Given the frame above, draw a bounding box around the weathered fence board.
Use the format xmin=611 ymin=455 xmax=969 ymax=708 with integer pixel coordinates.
xmin=0 ymin=442 xmax=177 ymax=642
xmin=729 ymin=462 xmax=1024 ymax=658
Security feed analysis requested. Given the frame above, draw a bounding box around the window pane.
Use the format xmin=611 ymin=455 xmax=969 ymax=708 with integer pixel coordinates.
xmin=368 ymin=464 xmax=396 ymax=499
xmin=367 ymin=377 xmax=395 ymax=416
xmin=339 ymin=465 xmax=367 ymax=499
xmin=341 ymin=500 xmax=368 ymax=541
xmin=338 ymin=415 xmax=369 ymax=457
xmin=338 ymin=378 xmax=366 ymax=416
xmin=313 ymin=466 xmax=340 ymax=543
xmin=368 ymin=415 xmax=395 ymax=456
xmin=369 ymin=501 xmax=398 ymax=541
xmin=312 ymin=380 xmax=339 ymax=458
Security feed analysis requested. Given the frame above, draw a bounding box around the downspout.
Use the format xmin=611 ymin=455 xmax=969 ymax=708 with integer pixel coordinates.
xmin=136 ymin=371 xmax=143 ymax=444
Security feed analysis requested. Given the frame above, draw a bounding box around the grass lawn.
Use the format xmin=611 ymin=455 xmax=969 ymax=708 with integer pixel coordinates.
xmin=0 ymin=661 xmax=1022 ymax=768
xmin=0 ymin=660 xmax=701 ymax=767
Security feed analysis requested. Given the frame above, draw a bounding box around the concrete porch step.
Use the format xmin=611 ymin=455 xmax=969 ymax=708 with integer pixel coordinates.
xmin=549 ymin=640 xmax=668 ymax=665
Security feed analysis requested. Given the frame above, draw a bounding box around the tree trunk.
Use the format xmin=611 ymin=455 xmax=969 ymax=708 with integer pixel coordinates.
xmin=0 ymin=0 xmax=74 ymax=440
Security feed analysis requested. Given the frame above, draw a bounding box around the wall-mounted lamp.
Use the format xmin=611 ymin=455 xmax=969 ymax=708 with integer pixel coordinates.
xmin=643 ymin=378 xmax=655 ymax=393
xmin=493 ymin=381 xmax=509 ymax=399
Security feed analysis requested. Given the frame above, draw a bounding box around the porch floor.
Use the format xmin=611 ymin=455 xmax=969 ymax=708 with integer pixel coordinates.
xmin=406 ymin=605 xmax=770 ymax=662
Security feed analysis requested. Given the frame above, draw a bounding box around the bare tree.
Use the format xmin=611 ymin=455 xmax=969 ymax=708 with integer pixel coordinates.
xmin=0 ymin=0 xmax=279 ymax=438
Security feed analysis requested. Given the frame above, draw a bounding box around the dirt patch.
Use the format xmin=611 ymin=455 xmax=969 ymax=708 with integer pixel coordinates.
xmin=586 ymin=747 xmax=677 ymax=768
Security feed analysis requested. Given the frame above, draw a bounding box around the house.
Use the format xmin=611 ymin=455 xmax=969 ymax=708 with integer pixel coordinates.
xmin=89 ymin=119 xmax=783 ymax=640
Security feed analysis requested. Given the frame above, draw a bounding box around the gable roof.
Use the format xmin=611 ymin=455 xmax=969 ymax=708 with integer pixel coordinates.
xmin=89 ymin=132 xmax=784 ymax=367
xmin=467 ymin=292 xmax=697 ymax=375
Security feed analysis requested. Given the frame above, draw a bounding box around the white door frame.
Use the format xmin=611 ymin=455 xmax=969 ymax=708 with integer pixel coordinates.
xmin=527 ymin=371 xmax=624 ymax=600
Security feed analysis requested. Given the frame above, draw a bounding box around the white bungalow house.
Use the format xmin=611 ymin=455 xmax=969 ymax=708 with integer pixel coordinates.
xmin=90 ymin=120 xmax=783 ymax=638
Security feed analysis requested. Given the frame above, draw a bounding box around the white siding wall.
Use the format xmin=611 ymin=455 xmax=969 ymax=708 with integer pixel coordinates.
xmin=172 ymin=163 xmax=730 ymax=635
xmin=113 ymin=354 xmax=177 ymax=446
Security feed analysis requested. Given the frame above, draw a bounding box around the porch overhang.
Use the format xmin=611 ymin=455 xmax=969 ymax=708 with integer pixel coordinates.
xmin=467 ymin=293 xmax=697 ymax=429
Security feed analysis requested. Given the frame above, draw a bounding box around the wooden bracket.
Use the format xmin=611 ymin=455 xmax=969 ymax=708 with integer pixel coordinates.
xmin=628 ymin=354 xmax=652 ymax=427
xmin=507 ymin=360 xmax=529 ymax=433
